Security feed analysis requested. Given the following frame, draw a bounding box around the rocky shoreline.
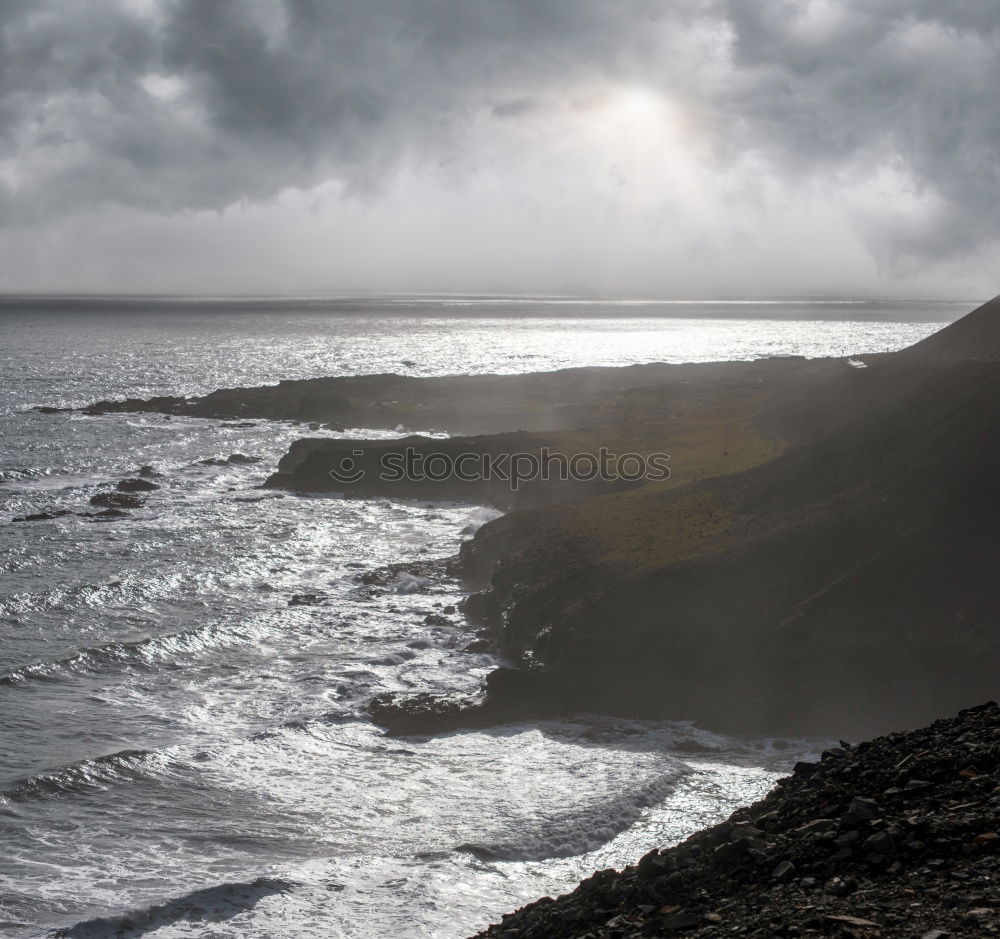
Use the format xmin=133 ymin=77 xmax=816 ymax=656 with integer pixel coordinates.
xmin=63 ymin=295 xmax=1000 ymax=742
xmin=49 ymin=294 xmax=1000 ymax=934
xmin=471 ymin=701 xmax=1000 ymax=938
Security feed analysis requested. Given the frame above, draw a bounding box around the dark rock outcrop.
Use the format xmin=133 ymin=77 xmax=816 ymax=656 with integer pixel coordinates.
xmin=368 ymin=668 xmax=559 ymax=735
xmin=196 ymin=453 xmax=262 ymax=467
xmin=117 ymin=478 xmax=159 ymax=492
xmin=89 ymin=492 xmax=144 ymax=510
xmin=12 ymin=509 xmax=74 ymax=522
xmin=471 ymin=702 xmax=1000 ymax=938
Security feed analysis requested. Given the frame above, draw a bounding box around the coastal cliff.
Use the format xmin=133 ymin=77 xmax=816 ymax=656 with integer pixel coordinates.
xmin=455 ymin=357 xmax=1000 ymax=738
xmin=77 ymin=295 xmax=1000 ymax=739
xmin=378 ymin=297 xmax=1000 ymax=739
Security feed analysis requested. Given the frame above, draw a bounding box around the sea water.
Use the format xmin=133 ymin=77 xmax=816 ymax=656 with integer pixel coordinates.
xmin=0 ymin=296 xmax=962 ymax=937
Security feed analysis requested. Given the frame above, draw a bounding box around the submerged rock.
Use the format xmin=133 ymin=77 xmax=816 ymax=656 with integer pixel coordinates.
xmin=12 ymin=509 xmax=74 ymax=522
xmin=89 ymin=492 xmax=143 ymax=510
xmin=197 ymin=453 xmax=262 ymax=467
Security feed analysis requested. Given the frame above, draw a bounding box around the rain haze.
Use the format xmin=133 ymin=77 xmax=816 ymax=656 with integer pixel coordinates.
xmin=2 ymin=0 xmax=999 ymax=297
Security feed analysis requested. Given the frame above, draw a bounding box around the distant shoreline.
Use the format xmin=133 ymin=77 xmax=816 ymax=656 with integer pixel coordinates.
xmin=0 ymin=293 xmax=974 ymax=323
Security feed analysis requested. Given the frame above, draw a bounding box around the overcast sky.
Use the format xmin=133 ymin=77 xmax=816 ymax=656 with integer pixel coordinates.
xmin=1 ymin=0 xmax=998 ymax=297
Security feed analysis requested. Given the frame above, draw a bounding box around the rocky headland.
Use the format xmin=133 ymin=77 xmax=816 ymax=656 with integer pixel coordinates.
xmin=72 ymin=295 xmax=1000 ymax=740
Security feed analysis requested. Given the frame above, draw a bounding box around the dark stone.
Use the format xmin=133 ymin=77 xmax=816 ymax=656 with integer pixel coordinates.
xmin=794 ymin=818 xmax=836 ymax=835
xmin=842 ymin=797 xmax=882 ymax=826
xmin=368 ymin=690 xmax=489 ymax=735
xmin=461 ymin=591 xmax=497 ymax=624
xmin=197 ymin=453 xmax=262 ymax=467
xmin=13 ymin=509 xmax=73 ymax=522
xmin=117 ymin=478 xmax=159 ymax=492
xmin=863 ymin=831 xmax=897 ymax=857
xmin=772 ymin=860 xmax=795 ymax=881
xmin=423 ymin=613 xmax=452 ymax=627
xmin=834 ymin=831 xmax=860 ymax=848
xmin=89 ymin=492 xmax=143 ymax=510
xmin=636 ymin=850 xmax=668 ymax=880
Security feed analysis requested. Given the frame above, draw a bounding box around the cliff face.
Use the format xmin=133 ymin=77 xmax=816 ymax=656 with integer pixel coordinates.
xmin=463 ymin=360 xmax=1000 ymax=738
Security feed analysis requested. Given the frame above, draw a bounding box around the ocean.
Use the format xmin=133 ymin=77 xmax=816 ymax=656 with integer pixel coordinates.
xmin=0 ymin=296 xmax=965 ymax=937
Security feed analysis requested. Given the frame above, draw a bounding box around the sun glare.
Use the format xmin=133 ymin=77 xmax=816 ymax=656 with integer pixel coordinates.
xmin=617 ymin=87 xmax=661 ymax=123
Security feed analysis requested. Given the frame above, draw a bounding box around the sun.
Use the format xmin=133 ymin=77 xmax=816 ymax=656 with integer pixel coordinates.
xmin=616 ymin=87 xmax=661 ymax=124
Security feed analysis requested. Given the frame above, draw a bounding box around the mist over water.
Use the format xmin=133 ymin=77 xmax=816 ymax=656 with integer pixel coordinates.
xmin=0 ymin=298 xmax=956 ymax=937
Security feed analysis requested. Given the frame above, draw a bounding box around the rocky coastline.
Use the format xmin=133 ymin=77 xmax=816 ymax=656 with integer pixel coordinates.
xmin=471 ymin=701 xmax=1000 ymax=938
xmin=67 ymin=295 xmax=1000 ymax=742
xmin=57 ymin=294 xmax=1000 ymax=934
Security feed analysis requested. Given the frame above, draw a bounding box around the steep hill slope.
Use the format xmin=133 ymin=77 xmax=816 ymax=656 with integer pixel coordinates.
xmin=896 ymin=293 xmax=1000 ymax=361
xmin=457 ymin=357 xmax=1000 ymax=737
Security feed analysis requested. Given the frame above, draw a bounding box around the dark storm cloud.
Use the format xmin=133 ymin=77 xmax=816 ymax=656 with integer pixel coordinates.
xmin=1 ymin=0 xmax=999 ymax=266
xmin=717 ymin=1 xmax=1000 ymax=263
xmin=0 ymin=0 xmax=690 ymax=218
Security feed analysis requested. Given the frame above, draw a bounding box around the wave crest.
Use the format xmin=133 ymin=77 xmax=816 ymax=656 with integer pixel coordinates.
xmin=1 ymin=749 xmax=158 ymax=802
xmin=53 ymin=876 xmax=294 ymax=938
xmin=0 ymin=621 xmax=258 ymax=686
xmin=455 ymin=764 xmax=686 ymax=861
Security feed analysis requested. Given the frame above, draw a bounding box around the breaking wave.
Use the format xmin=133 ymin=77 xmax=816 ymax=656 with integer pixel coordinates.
xmin=0 ymin=620 xmax=262 ymax=686
xmin=1 ymin=749 xmax=160 ymax=802
xmin=52 ymin=877 xmax=294 ymax=938
xmin=456 ymin=762 xmax=688 ymax=861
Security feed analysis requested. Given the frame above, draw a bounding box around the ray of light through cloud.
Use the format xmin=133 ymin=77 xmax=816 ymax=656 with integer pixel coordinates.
xmin=0 ymin=0 xmax=996 ymax=297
